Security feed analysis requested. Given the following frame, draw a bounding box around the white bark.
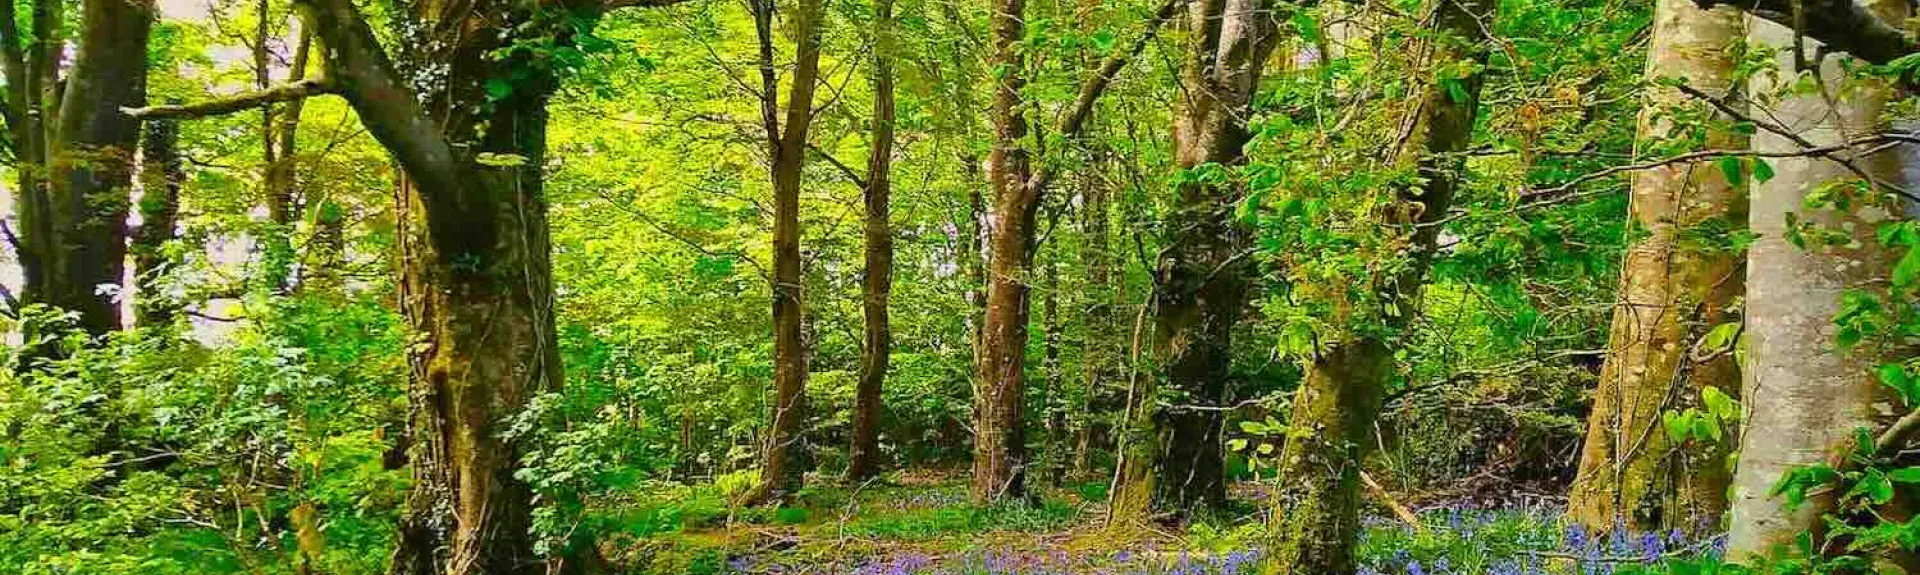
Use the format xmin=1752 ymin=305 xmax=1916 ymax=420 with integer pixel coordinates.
xmin=1727 ymin=6 xmax=1911 ymax=557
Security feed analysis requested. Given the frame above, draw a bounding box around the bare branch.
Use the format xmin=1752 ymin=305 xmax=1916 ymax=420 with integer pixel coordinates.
xmin=122 ymin=78 xmax=335 ymax=119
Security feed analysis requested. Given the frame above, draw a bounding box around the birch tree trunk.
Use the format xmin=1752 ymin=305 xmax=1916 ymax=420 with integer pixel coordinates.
xmin=1267 ymin=0 xmax=1493 ymax=568
xmin=1567 ymin=0 xmax=1747 ymax=535
xmin=1727 ymin=4 xmax=1911 ymax=557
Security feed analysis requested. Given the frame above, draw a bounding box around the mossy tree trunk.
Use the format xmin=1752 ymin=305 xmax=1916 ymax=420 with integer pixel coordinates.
xmin=1566 ymin=0 xmax=1747 ymax=536
xmin=1267 ymin=0 xmax=1493 ymax=569
xmin=1110 ymin=0 xmax=1281 ymax=524
xmin=24 ymin=0 xmax=152 ymax=338
xmin=1075 ymin=162 xmax=1116 ymax=479
xmin=133 ymin=114 xmax=182 ymax=328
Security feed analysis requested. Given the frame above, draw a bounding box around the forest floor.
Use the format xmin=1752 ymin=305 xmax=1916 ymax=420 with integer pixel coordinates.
xmin=587 ymin=469 xmax=1663 ymax=575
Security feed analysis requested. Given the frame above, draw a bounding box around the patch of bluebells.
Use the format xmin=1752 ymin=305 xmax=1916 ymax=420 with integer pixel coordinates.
xmin=723 ymin=497 xmax=1730 ymax=574
xmin=1356 ymin=499 xmax=1727 ymax=575
xmin=726 ymin=548 xmax=1266 ymax=574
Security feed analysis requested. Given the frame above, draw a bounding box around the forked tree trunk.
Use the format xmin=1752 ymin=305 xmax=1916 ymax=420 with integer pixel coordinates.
xmin=1566 ymin=0 xmax=1747 ymax=535
xmin=847 ymin=0 xmax=897 ymax=483
xmin=1111 ymin=0 xmax=1280 ymax=523
xmin=1726 ymin=7 xmax=1910 ymax=558
xmin=746 ymin=0 xmax=826 ymax=505
xmin=1267 ymin=0 xmax=1492 ymax=569
xmin=264 ymin=27 xmax=313 ymax=292
xmin=36 ymin=0 xmax=151 ymax=337
xmin=379 ymin=11 xmax=562 ymax=575
xmin=972 ymin=0 xmax=1176 ymax=506
xmin=133 ymin=114 xmax=182 ymax=327
xmin=139 ymin=0 xmax=679 ymax=570
xmin=2 ymin=0 xmax=65 ymax=338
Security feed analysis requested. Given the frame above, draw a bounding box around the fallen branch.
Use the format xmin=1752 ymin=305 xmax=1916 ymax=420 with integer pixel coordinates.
xmin=1361 ymin=471 xmax=1426 ymax=533
xmin=122 ymin=77 xmax=336 ymax=120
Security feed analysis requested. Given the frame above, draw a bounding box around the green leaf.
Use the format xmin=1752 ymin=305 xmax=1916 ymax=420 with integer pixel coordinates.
xmin=484 ymin=78 xmax=515 ymax=102
xmin=1879 ymin=363 xmax=1914 ymax=406
xmin=1702 ymin=385 xmax=1739 ymax=423
xmin=1289 ymin=10 xmax=1322 ymax=44
xmin=1663 ymin=410 xmax=1691 ymax=443
xmin=1718 ymin=156 xmax=1745 ymax=186
xmin=1700 ymin=322 xmax=1742 ymax=357
xmin=1858 ymin=426 xmax=1880 ymax=459
xmin=1893 ymin=247 xmax=1920 ymax=288
xmin=1752 ymin=158 xmax=1774 ymax=184
xmin=1888 ymin=467 xmax=1920 ymax=484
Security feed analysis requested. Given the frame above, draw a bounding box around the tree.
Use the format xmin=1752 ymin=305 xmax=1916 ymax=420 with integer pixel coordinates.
xmin=1565 ymin=0 xmax=1747 ymax=535
xmin=971 ymin=0 xmax=1175 ymax=504
xmin=1110 ymin=0 xmax=1285 ymax=522
xmin=2 ymin=0 xmax=154 ymax=339
xmin=133 ymin=0 xmax=690 ymax=571
xmin=1725 ymin=6 xmax=1912 ymax=558
xmin=1266 ymin=0 xmax=1494 ymax=569
xmin=132 ymin=113 xmax=183 ymax=328
xmin=847 ymin=0 xmax=898 ymax=483
xmin=1074 ymin=155 xmax=1117 ymax=479
xmin=742 ymin=0 xmax=827 ymax=505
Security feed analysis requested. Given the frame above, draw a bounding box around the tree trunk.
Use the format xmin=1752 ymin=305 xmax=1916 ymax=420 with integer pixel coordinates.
xmin=1267 ymin=0 xmax=1492 ymax=568
xmin=283 ymin=1 xmax=572 ymax=573
xmin=1111 ymin=0 xmax=1280 ymax=523
xmin=1041 ymin=251 xmax=1065 ymax=485
xmin=38 ymin=0 xmax=152 ymax=337
xmin=133 ymin=113 xmax=182 ymax=328
xmin=264 ymin=26 xmax=313 ymax=293
xmin=847 ymin=0 xmax=896 ymax=483
xmin=1074 ymin=163 xmax=1114 ymax=479
xmin=1726 ymin=6 xmax=1910 ymax=558
xmin=973 ymin=0 xmax=1037 ymax=504
xmin=970 ymin=0 xmax=1174 ymax=505
xmin=5 ymin=0 xmax=66 ymax=338
xmin=1566 ymin=0 xmax=1747 ymax=535
xmin=746 ymin=0 xmax=825 ymax=505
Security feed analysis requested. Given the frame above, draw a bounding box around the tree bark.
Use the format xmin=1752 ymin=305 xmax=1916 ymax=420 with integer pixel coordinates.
xmin=847 ymin=0 xmax=896 ymax=483
xmin=38 ymin=0 xmax=153 ymax=336
xmin=1074 ymin=162 xmax=1115 ymax=479
xmin=973 ymin=0 xmax=1039 ymax=504
xmin=1726 ymin=4 xmax=1911 ymax=558
xmin=265 ymin=26 xmax=314 ymax=292
xmin=5 ymin=0 xmax=66 ymax=339
xmin=1266 ymin=0 xmax=1493 ymax=569
xmin=1567 ymin=0 xmax=1747 ymax=535
xmin=133 ymin=113 xmax=182 ymax=328
xmin=745 ymin=0 xmax=826 ymax=505
xmin=1111 ymin=0 xmax=1282 ymax=523
xmin=1041 ymin=251 xmax=1065 ymax=485
xmin=971 ymin=0 xmax=1175 ymax=506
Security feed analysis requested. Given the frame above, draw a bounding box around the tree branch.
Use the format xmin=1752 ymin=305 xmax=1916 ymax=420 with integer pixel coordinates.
xmin=1024 ymin=0 xmax=1180 ymax=196
xmin=122 ymin=78 xmax=335 ymax=120
xmin=1696 ymin=0 xmax=1917 ymax=64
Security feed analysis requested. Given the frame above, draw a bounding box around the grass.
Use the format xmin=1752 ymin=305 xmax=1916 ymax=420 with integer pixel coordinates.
xmin=584 ymin=472 xmax=1726 ymax=574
